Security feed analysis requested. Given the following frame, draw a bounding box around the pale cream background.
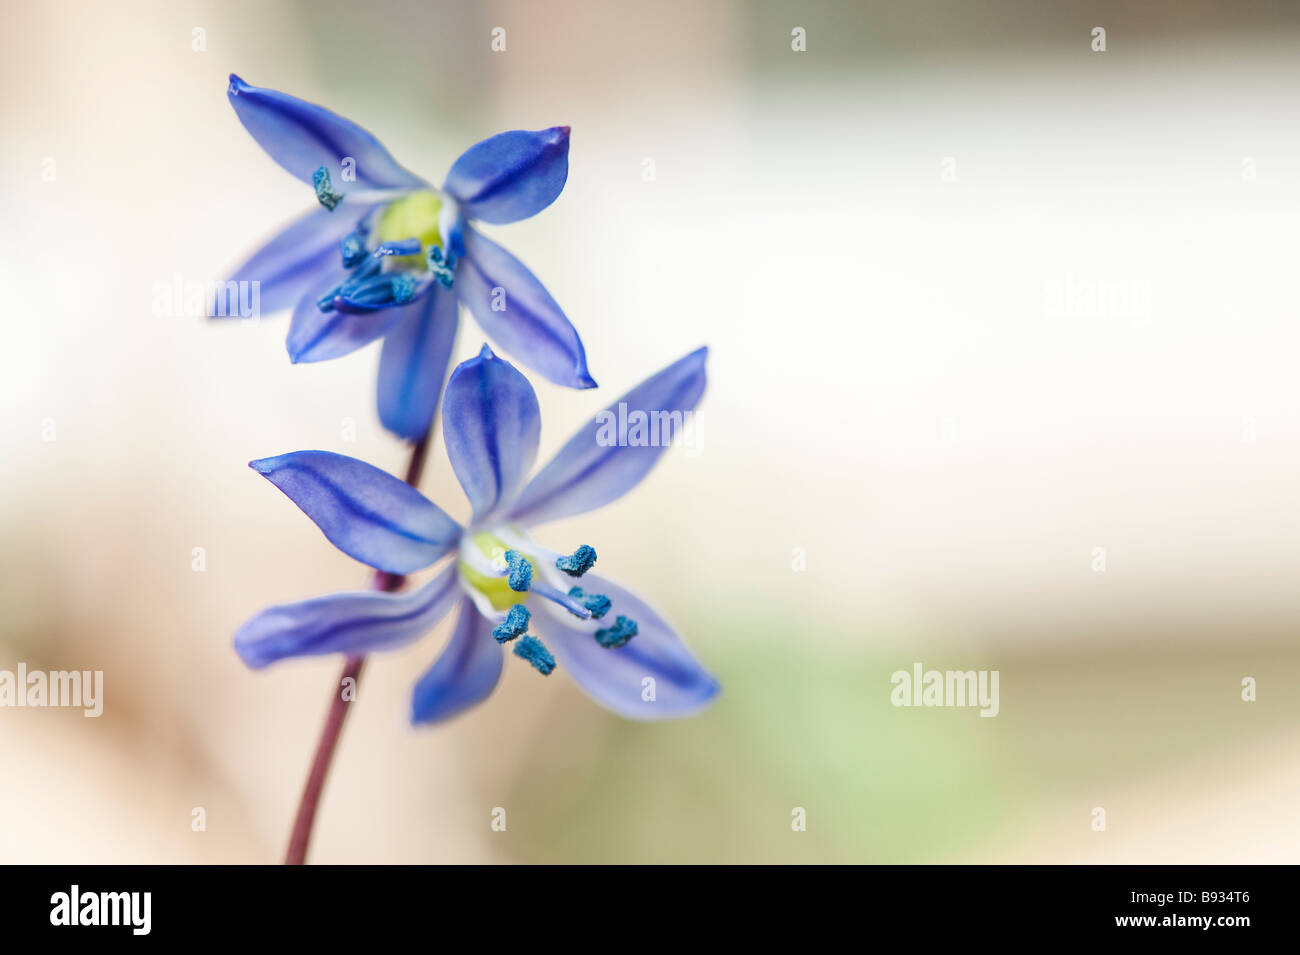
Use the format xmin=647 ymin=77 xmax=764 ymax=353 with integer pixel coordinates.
xmin=2 ymin=0 xmax=1298 ymax=862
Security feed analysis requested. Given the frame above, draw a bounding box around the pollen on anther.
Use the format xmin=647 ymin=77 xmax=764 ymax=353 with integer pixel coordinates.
xmin=426 ymin=246 xmax=455 ymax=289
xmin=512 ymin=635 xmax=556 ymax=675
xmin=568 ymin=586 xmax=611 ymax=619
xmin=594 ymin=615 xmax=637 ymax=649
xmin=340 ymin=232 xmax=367 ymax=268
xmin=505 ymin=549 xmax=533 ymax=592
xmin=313 ymin=166 xmax=343 ymax=211
xmin=390 ymin=273 xmax=417 ymax=304
xmin=555 ymin=545 xmax=597 ymax=577
xmin=492 ymin=604 xmax=530 ymax=644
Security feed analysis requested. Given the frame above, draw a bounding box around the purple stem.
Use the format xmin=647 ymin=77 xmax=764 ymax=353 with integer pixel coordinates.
xmin=283 ymin=428 xmax=433 ymax=865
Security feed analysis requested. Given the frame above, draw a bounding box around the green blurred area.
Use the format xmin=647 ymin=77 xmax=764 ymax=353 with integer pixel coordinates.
xmin=487 ymin=625 xmax=1300 ymax=863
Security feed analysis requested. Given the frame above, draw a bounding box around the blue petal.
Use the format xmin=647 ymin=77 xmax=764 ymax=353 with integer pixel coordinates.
xmin=227 ymin=74 xmax=426 ymax=192
xmin=443 ymin=127 xmax=570 ymax=224
xmin=220 ymin=203 xmax=381 ymax=317
xmin=250 ymin=450 xmax=461 ymax=573
xmin=442 ymin=345 xmax=541 ymax=524
xmin=235 ymin=566 xmax=460 ymax=668
xmin=534 ymin=574 xmax=719 ymax=719
xmin=510 ymin=347 xmax=707 ymax=526
xmin=377 ymin=283 xmax=460 ymax=440
xmin=410 ymin=599 xmax=504 ymax=724
xmin=286 ymin=282 xmax=408 ymax=363
xmin=457 ymin=228 xmax=596 ymax=390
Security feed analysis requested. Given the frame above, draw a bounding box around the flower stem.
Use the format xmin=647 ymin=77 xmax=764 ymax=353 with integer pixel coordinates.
xmin=283 ymin=428 xmax=434 ymax=865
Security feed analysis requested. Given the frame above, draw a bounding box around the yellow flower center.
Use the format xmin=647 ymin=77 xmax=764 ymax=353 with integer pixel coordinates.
xmin=375 ymin=190 xmax=444 ymax=271
xmin=458 ymin=532 xmax=538 ymax=612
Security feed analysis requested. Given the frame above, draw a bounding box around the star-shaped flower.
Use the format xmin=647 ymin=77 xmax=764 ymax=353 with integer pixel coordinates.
xmin=235 ymin=345 xmax=717 ymax=723
xmin=222 ymin=75 xmax=595 ymax=439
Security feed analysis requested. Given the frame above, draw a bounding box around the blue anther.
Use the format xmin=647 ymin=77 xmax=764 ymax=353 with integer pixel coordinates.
xmin=555 ymin=545 xmax=597 ymax=577
xmin=312 ymin=166 xmax=343 ymax=211
xmin=426 ymin=245 xmax=456 ymax=289
xmin=512 ymin=635 xmax=556 ymax=675
xmin=340 ymin=232 xmax=367 ymax=268
xmin=336 ymin=251 xmax=386 ymax=300
xmin=567 ymin=586 xmax=611 ymax=619
xmin=492 ymin=604 xmax=530 ymax=644
xmin=594 ymin=615 xmax=637 ymax=649
xmin=334 ymin=273 xmax=417 ymax=311
xmin=389 ymin=273 xmax=417 ymax=304
xmin=505 ymin=550 xmax=533 ymax=592
xmin=321 ymin=232 xmax=417 ymax=309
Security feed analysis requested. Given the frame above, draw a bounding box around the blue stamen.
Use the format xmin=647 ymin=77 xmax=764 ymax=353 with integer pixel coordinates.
xmin=338 ymin=242 xmax=419 ymax=296
xmin=312 ymin=166 xmax=343 ymax=211
xmin=512 ymin=635 xmax=556 ymax=675
xmin=567 ymin=586 xmax=611 ymax=619
xmin=555 ymin=545 xmax=597 ymax=577
xmin=327 ymin=252 xmax=383 ymax=307
xmin=340 ymin=232 xmax=367 ymax=268
xmin=318 ymin=231 xmax=419 ymax=313
xmin=426 ymin=245 xmax=455 ymax=289
xmin=594 ymin=615 xmax=638 ymax=649
xmin=531 ymin=582 xmax=591 ymax=619
xmin=334 ymin=273 xmax=417 ymax=311
xmin=492 ymin=604 xmax=530 ymax=644
xmin=348 ymin=251 xmax=384 ymax=282
xmin=374 ymin=238 xmax=422 ymax=257
xmin=335 ymin=243 xmax=396 ymax=295
xmin=505 ymin=550 xmax=533 ymax=592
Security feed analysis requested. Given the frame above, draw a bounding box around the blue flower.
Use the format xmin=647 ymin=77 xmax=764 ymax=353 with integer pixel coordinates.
xmin=222 ymin=75 xmax=596 ymax=440
xmin=234 ymin=345 xmax=717 ymax=723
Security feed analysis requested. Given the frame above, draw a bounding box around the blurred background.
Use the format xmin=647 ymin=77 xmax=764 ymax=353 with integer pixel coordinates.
xmin=3 ymin=0 xmax=1300 ymax=863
